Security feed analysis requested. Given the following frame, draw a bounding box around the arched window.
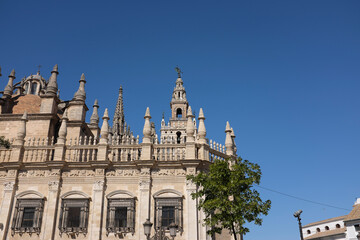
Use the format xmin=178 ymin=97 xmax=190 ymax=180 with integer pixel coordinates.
xmin=316 ymin=228 xmax=320 ymax=232
xmin=307 ymin=230 xmax=311 ymax=234
xmin=176 ymin=108 xmax=182 ymax=118
xmin=30 ymin=83 xmax=38 ymax=94
xmin=24 ymin=83 xmax=29 ymax=93
xmin=325 ymin=226 xmax=329 ymax=230
xmin=176 ymin=132 xmax=181 ymax=144
xmin=336 ymin=224 xmax=340 ymax=228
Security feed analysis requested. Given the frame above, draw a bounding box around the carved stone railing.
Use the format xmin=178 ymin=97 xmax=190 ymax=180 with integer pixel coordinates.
xmin=0 ymin=137 xmax=232 ymax=163
xmin=0 ymin=148 xmax=12 ymax=162
xmin=23 ymin=146 xmax=55 ymax=162
xmin=108 ymin=145 xmax=141 ymax=162
xmin=153 ymin=144 xmax=186 ymax=161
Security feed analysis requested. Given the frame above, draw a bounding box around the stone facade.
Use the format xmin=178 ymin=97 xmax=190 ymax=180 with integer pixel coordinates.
xmin=0 ymin=66 xmax=237 ymax=240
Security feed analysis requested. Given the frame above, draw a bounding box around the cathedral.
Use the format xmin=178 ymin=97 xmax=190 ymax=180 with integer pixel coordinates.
xmin=0 ymin=65 xmax=237 ymax=240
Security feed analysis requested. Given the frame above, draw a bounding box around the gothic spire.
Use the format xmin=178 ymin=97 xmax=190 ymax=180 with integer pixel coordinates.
xmin=112 ymin=86 xmax=125 ymax=136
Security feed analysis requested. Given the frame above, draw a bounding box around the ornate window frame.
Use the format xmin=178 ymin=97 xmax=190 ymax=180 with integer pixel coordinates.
xmin=106 ymin=190 xmax=136 ymax=236
xmin=58 ymin=191 xmax=90 ymax=237
xmin=153 ymin=189 xmax=183 ymax=233
xmin=11 ymin=191 xmax=45 ymax=236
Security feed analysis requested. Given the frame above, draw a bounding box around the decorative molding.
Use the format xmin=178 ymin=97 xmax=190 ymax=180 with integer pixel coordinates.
xmin=93 ymin=180 xmax=105 ymax=191
xmin=63 ymin=170 xmax=94 ymax=177
xmin=95 ymin=169 xmax=104 ymax=176
xmin=0 ymin=171 xmax=7 ymax=178
xmin=4 ymin=181 xmax=15 ymax=191
xmin=106 ymin=169 xmax=139 ymax=177
xmin=7 ymin=169 xmax=16 ymax=177
xmin=48 ymin=169 xmax=61 ymax=177
xmin=106 ymin=190 xmax=136 ymax=199
xmin=16 ymin=190 xmax=45 ymax=199
xmin=61 ymin=191 xmax=90 ymax=199
xmin=139 ymin=179 xmax=151 ymax=190
xmin=153 ymin=189 xmax=183 ymax=198
xmin=48 ymin=181 xmax=60 ymax=191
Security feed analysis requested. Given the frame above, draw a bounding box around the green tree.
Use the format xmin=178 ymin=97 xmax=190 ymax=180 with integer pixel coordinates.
xmin=186 ymin=157 xmax=271 ymax=240
xmin=0 ymin=136 xmax=10 ymax=149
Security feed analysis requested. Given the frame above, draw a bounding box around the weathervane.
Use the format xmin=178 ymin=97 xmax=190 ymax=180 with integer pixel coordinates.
xmin=175 ymin=66 xmax=182 ymax=78
xmin=37 ymin=64 xmax=42 ymax=74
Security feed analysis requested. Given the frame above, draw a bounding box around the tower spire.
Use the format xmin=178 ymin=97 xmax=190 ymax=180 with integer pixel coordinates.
xmin=45 ymin=64 xmax=59 ymax=96
xmin=3 ymin=69 xmax=15 ymax=98
xmin=112 ymin=86 xmax=125 ymax=136
xmin=73 ymin=73 xmax=86 ymax=101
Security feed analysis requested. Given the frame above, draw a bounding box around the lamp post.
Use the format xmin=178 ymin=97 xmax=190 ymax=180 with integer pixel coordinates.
xmin=169 ymin=222 xmax=178 ymax=240
xmin=143 ymin=219 xmax=153 ymax=240
xmin=293 ymin=209 xmax=304 ymax=240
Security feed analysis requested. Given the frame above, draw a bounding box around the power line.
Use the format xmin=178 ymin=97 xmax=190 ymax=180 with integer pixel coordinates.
xmin=255 ymin=185 xmax=351 ymax=211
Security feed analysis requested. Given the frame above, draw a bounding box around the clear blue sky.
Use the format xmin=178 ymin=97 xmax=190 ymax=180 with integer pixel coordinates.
xmin=1 ymin=1 xmax=359 ymax=239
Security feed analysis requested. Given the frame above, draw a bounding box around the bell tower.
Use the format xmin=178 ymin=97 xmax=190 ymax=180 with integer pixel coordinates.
xmin=160 ymin=67 xmax=192 ymax=144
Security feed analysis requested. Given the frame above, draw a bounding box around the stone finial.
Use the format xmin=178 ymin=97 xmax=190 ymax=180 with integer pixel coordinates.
xmin=100 ymin=108 xmax=110 ymax=144
xmin=187 ymin=106 xmax=194 ymax=118
xmin=90 ymin=99 xmax=100 ymax=125
xmin=16 ymin=111 xmax=28 ymax=145
xmin=225 ymin=121 xmax=234 ymax=156
xmin=144 ymin=107 xmax=151 ymax=119
xmin=73 ymin=73 xmax=86 ymax=101
xmin=57 ymin=109 xmax=68 ymax=144
xmin=198 ymin=108 xmax=206 ymax=144
xmin=186 ymin=106 xmax=195 ymax=142
xmin=46 ymin=64 xmax=59 ymax=96
xmin=3 ymin=69 xmax=15 ymax=98
xmin=142 ymin=107 xmax=152 ymax=143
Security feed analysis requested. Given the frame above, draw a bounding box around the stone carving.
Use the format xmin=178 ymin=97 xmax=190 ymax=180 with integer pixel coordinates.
xmin=64 ymin=170 xmax=94 ymax=177
xmin=35 ymin=170 xmax=45 ymax=177
xmin=95 ymin=169 xmax=104 ymax=176
xmin=4 ymin=181 xmax=15 ymax=191
xmin=48 ymin=169 xmax=60 ymax=177
xmin=186 ymin=167 xmax=196 ymax=175
xmin=48 ymin=181 xmax=60 ymax=191
xmin=140 ymin=168 xmax=150 ymax=176
xmin=0 ymin=171 xmax=7 ymax=178
xmin=106 ymin=170 xmax=115 ymax=176
xmin=139 ymin=179 xmax=151 ymax=189
xmin=93 ymin=180 xmax=105 ymax=191
xmin=106 ymin=169 xmax=139 ymax=177
xmin=7 ymin=169 xmax=16 ymax=177
xmin=18 ymin=171 xmax=27 ymax=177
xmin=176 ymin=169 xmax=186 ymax=176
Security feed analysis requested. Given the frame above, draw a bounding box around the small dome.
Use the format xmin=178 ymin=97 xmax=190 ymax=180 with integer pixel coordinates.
xmin=22 ymin=72 xmax=46 ymax=95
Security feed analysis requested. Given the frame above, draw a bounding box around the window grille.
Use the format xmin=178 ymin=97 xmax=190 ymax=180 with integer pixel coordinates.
xmin=11 ymin=199 xmax=44 ymax=236
xmin=106 ymin=198 xmax=135 ymax=236
xmin=59 ymin=199 xmax=89 ymax=236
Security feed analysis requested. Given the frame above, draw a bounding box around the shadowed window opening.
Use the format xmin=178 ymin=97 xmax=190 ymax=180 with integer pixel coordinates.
xmin=176 ymin=108 xmax=182 ymax=118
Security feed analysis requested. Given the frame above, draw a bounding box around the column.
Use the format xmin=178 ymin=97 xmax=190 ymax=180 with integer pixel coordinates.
xmin=138 ymin=168 xmax=151 ymax=240
xmin=186 ymin=167 xmax=198 ymax=240
xmin=90 ymin=169 xmax=105 ymax=240
xmin=41 ymin=169 xmax=61 ymax=240
xmin=0 ymin=169 xmax=17 ymax=240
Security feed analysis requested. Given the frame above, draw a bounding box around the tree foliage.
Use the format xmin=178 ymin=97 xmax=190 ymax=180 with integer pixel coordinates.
xmin=186 ymin=157 xmax=271 ymax=239
xmin=0 ymin=136 xmax=10 ymax=149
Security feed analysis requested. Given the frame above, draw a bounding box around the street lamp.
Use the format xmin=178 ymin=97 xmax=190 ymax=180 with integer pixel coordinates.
xmin=293 ymin=209 xmax=304 ymax=240
xmin=143 ymin=219 xmax=153 ymax=240
xmin=169 ymin=222 xmax=178 ymax=239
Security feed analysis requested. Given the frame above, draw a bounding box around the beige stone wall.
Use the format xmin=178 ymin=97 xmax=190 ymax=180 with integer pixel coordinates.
xmin=0 ymin=167 xmax=220 ymax=240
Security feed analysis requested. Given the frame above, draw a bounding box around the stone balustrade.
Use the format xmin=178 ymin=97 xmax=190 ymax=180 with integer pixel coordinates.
xmin=0 ymin=136 xmax=231 ymax=163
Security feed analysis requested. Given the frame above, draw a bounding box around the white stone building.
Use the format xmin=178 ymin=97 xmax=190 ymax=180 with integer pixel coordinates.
xmin=303 ymin=198 xmax=360 ymax=240
xmin=0 ymin=66 xmax=237 ymax=240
